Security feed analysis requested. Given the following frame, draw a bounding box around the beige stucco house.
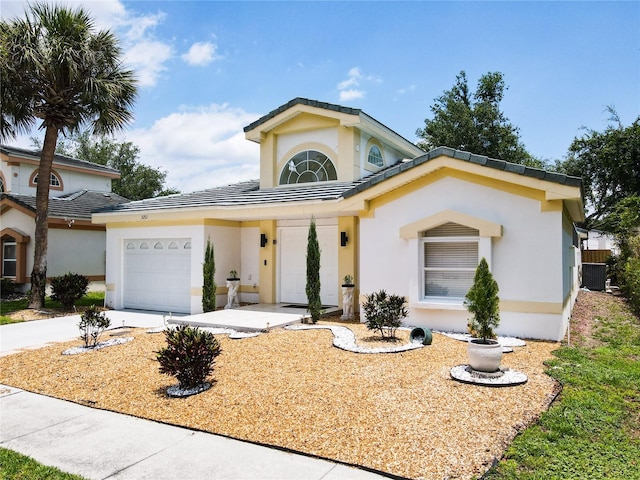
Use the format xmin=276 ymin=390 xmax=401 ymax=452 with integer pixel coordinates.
xmin=93 ymin=98 xmax=584 ymax=340
xmin=0 ymin=146 xmax=128 ymax=290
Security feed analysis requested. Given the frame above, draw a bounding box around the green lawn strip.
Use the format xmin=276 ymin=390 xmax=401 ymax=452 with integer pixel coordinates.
xmin=0 ymin=292 xmax=104 ymax=316
xmin=0 ymin=447 xmax=87 ymax=480
xmin=0 ymin=316 xmax=23 ymax=326
xmin=484 ymin=300 xmax=640 ymax=479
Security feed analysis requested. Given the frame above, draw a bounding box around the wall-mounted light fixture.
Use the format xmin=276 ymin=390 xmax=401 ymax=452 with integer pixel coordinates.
xmin=340 ymin=231 xmax=348 ymax=247
xmin=260 ymin=233 xmax=268 ymax=248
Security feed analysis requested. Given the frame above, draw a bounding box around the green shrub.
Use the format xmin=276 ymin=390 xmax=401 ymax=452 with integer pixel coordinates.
xmin=78 ymin=305 xmax=111 ymax=348
xmin=465 ymin=258 xmax=500 ymax=341
xmin=362 ymin=290 xmax=408 ymax=340
xmin=623 ymin=255 xmax=640 ymax=314
xmin=157 ymin=325 xmax=222 ymax=390
xmin=50 ymin=272 xmax=89 ymax=309
xmin=1 ymin=278 xmax=16 ymax=297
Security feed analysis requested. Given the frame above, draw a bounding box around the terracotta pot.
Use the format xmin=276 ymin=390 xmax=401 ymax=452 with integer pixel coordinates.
xmin=467 ymin=338 xmax=502 ymax=372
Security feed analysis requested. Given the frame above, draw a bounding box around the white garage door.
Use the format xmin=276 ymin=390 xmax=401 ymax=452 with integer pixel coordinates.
xmin=279 ymin=226 xmax=338 ymax=306
xmin=123 ymin=238 xmax=191 ymax=313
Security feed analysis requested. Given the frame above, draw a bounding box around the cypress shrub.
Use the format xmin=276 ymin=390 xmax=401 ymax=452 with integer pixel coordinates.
xmin=464 ymin=257 xmax=500 ymax=341
xmin=202 ymin=239 xmax=216 ymax=312
xmin=306 ymin=217 xmax=322 ymax=323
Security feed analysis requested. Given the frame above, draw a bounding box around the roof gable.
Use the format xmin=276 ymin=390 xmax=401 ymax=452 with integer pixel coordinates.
xmin=243 ymin=97 xmax=423 ymax=158
xmin=0 ymin=145 xmax=120 ymax=179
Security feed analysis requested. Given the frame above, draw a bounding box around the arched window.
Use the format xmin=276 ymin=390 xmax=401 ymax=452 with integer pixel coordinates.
xmin=367 ymin=145 xmax=384 ymax=167
xmin=279 ymin=150 xmax=337 ymax=185
xmin=30 ymin=170 xmax=63 ymax=190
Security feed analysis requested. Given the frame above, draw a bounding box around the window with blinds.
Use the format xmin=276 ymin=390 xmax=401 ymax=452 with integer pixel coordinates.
xmin=421 ymin=223 xmax=479 ymax=298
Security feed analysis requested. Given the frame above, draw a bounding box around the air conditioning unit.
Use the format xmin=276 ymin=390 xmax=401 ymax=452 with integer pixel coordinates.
xmin=582 ymin=263 xmax=607 ymax=291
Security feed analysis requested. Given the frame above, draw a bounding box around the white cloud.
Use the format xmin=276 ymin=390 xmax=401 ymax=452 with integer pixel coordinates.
xmin=182 ymin=41 xmax=219 ymax=67
xmin=337 ymin=67 xmax=361 ymax=90
xmin=127 ymin=104 xmax=262 ymax=193
xmin=397 ymin=84 xmax=416 ymax=94
xmin=347 ymin=66 xmax=361 ymax=78
xmin=339 ymin=89 xmax=364 ymax=101
xmin=121 ymin=11 xmax=166 ymax=41
xmin=337 ymin=67 xmax=380 ymax=102
xmin=338 ymin=77 xmax=359 ymax=90
xmin=124 ymin=41 xmax=173 ymax=87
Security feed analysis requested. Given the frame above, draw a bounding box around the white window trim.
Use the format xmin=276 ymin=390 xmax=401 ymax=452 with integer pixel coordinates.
xmin=415 ymin=236 xmax=493 ymax=309
xmin=420 ymin=235 xmax=479 ymax=301
xmin=2 ymin=240 xmax=17 ymax=278
xmin=367 ymin=145 xmax=384 ymax=168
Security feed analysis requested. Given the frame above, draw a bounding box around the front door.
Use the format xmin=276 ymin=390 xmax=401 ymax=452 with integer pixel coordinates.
xmin=278 ymin=226 xmax=338 ymax=306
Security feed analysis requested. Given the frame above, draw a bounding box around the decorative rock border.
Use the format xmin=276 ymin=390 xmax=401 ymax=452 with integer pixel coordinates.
xmin=166 ymin=382 xmax=211 ymax=398
xmin=148 ymin=323 xmax=427 ymax=353
xmin=62 ymin=337 xmax=134 ymax=355
xmin=450 ymin=364 xmax=528 ymax=387
xmin=286 ymin=324 xmax=425 ymax=354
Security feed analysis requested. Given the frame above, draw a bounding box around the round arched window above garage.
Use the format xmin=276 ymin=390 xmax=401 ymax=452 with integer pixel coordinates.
xmin=279 ymin=150 xmax=337 ymax=185
xmin=367 ymin=145 xmax=384 ymax=167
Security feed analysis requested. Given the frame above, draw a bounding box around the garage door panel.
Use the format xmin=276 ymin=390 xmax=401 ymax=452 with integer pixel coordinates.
xmin=123 ymin=238 xmax=191 ymax=313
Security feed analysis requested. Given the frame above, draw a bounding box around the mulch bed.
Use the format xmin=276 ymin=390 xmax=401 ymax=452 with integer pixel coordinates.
xmin=0 ymin=319 xmax=560 ymax=480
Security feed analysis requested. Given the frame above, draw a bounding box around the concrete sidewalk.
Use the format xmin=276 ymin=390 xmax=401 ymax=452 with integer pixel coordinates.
xmin=0 ymin=312 xmax=391 ymax=480
xmin=0 ymin=386 xmax=388 ymax=480
xmin=0 ymin=310 xmax=168 ymax=356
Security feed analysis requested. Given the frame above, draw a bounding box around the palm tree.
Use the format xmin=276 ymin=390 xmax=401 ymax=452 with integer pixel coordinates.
xmin=0 ymin=3 xmax=137 ymax=308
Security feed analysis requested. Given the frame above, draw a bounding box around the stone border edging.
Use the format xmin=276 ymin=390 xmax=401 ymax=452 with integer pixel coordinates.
xmin=286 ymin=324 xmax=425 ymax=354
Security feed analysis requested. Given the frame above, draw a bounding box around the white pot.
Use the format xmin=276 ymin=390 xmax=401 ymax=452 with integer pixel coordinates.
xmin=467 ymin=339 xmax=503 ymax=372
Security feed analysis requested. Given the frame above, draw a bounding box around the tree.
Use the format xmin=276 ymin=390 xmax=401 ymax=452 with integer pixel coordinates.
xmin=416 ymin=71 xmax=538 ymax=166
xmin=306 ymin=217 xmax=322 ymax=323
xmin=599 ymin=196 xmax=640 ymax=312
xmin=558 ymin=112 xmax=640 ymax=228
xmin=32 ymin=132 xmax=179 ymax=200
xmin=0 ymin=3 xmax=137 ymax=308
xmin=202 ymin=239 xmax=216 ymax=312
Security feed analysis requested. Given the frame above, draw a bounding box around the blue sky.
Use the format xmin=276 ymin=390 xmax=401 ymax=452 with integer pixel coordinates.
xmin=2 ymin=1 xmax=638 ymax=193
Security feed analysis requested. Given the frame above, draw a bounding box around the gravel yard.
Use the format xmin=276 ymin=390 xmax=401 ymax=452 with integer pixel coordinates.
xmin=0 ymin=320 xmax=559 ymax=479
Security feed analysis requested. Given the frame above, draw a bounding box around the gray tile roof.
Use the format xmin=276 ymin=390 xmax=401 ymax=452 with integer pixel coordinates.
xmin=1 ymin=145 xmax=120 ymax=177
xmin=343 ymin=146 xmax=583 ymax=198
xmin=2 ymin=190 xmax=129 ymax=220
xmin=243 ymin=98 xmax=362 ymax=133
xmin=93 ymin=180 xmax=363 ymax=213
xmin=94 ymin=147 xmax=582 ymax=215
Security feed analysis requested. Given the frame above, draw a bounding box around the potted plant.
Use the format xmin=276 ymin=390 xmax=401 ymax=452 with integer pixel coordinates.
xmin=464 ymin=258 xmax=502 ymax=372
xmin=227 ymin=270 xmax=239 ymax=281
xmin=341 ymin=274 xmax=355 ymax=320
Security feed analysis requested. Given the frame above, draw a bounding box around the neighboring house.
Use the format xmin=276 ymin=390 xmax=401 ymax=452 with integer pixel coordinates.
xmin=92 ymin=98 xmax=584 ymax=341
xmin=0 ymin=145 xmax=129 ymax=290
xmin=580 ymin=228 xmax=619 ymax=255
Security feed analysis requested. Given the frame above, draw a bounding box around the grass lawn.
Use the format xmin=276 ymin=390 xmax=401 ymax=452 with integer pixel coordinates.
xmin=485 ymin=292 xmax=640 ymax=479
xmin=0 ymin=448 xmax=87 ymax=480
xmin=0 ymin=292 xmax=105 ymax=325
